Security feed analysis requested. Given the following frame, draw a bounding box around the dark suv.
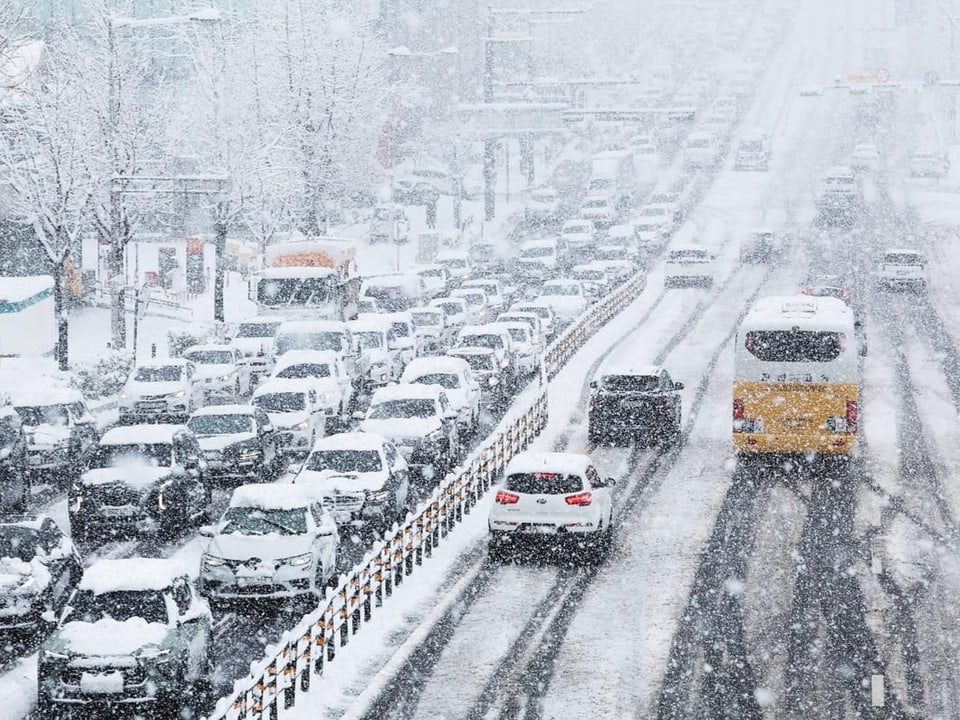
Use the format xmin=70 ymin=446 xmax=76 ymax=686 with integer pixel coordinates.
xmin=588 ymin=365 xmax=683 ymax=446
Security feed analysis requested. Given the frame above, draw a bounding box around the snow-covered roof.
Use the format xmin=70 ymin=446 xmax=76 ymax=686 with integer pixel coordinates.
xmin=350 ymin=315 xmax=391 ymax=332
xmin=238 ymin=316 xmax=282 ymax=326
xmin=253 ymin=378 xmax=312 ymax=397
xmin=100 ymin=424 xmax=185 ymax=446
xmin=459 ymin=324 xmax=507 ymax=337
xmin=190 ymin=404 xmax=257 ymax=417
xmin=505 ymin=451 xmax=593 ymax=477
xmin=79 ymin=558 xmax=187 ymax=595
xmin=311 ymin=431 xmax=388 ymax=452
xmin=371 ymin=383 xmax=443 ymax=404
xmin=498 ymin=311 xmax=539 ymax=322
xmin=669 ymin=243 xmax=708 ymax=253
xmin=257 ymin=266 xmax=339 ymax=279
xmin=446 ymin=347 xmax=495 ymax=357
xmin=599 ymin=361 xmax=662 ymax=378
xmin=0 ymin=513 xmax=51 ymax=531
xmin=402 ymin=356 xmax=470 ymax=378
xmin=744 ymin=295 xmax=853 ymax=330
xmin=409 ymin=305 xmax=443 ymax=316
xmin=8 ymin=385 xmax=85 ymax=406
xmin=461 ymin=279 xmax=501 ymax=291
xmin=882 ymin=247 xmax=924 ymax=256
xmin=228 ymin=483 xmax=326 ymax=511
xmin=0 ymin=275 xmax=53 ymax=303
xmin=430 ymin=297 xmax=468 ymax=309
xmin=378 ymin=311 xmax=414 ymax=323
xmin=519 ymin=238 xmax=558 ymax=249
xmin=183 ymin=343 xmax=232 ymax=354
xmin=277 ymin=320 xmax=348 ymax=333
xmin=451 ymin=288 xmax=487 ymax=299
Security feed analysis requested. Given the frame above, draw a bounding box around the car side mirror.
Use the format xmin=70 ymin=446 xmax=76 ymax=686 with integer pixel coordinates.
xmin=198 ymin=525 xmax=215 ymax=538
xmin=674 ymin=381 xmax=684 ymax=390
xmin=261 ymin=423 xmax=274 ymax=434
xmin=353 ymin=410 xmax=366 ymax=421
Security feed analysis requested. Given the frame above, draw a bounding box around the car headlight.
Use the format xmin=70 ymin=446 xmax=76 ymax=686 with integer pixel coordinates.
xmin=295 ymin=420 xmax=309 ymax=431
xmin=500 ymin=359 xmax=510 ymax=369
xmin=202 ymin=553 xmax=226 ymax=567
xmin=321 ymin=392 xmax=334 ymax=405
xmin=218 ymin=374 xmax=232 ymax=382
xmin=488 ymin=376 xmax=499 ymax=387
xmin=283 ymin=553 xmax=313 ymax=567
xmin=366 ymin=489 xmax=392 ymax=504
xmin=42 ymin=649 xmax=70 ymax=661
xmin=173 ymin=390 xmax=185 ymax=399
xmin=136 ymin=647 xmax=171 ymax=661
xmin=238 ymin=448 xmax=261 ymax=461
xmin=119 ymin=392 xmax=127 ymax=400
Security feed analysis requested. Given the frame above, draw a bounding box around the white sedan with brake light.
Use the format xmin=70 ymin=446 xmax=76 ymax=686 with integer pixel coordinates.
xmin=488 ymin=452 xmax=615 ymax=563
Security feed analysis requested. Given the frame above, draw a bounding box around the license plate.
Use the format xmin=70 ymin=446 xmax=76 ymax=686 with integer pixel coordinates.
xmin=623 ymin=400 xmax=649 ymax=409
xmin=523 ymin=523 xmax=556 ymax=534
xmin=138 ymin=402 xmax=165 ymax=412
xmin=80 ymin=671 xmax=124 ymax=695
xmin=100 ymin=506 xmax=136 ymax=518
xmin=237 ymin=575 xmax=271 ymax=587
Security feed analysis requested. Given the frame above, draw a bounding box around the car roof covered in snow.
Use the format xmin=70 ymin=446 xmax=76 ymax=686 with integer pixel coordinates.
xmin=253 ymin=378 xmax=313 ymax=397
xmin=882 ymin=247 xmax=924 ymax=257
xmin=310 ymin=431 xmax=389 ymax=452
xmin=190 ymin=404 xmax=257 ymax=418
xmin=100 ymin=424 xmax=186 ymax=446
xmin=182 ymin=344 xmax=234 ymax=355
xmin=137 ymin=358 xmax=191 ymax=369
xmin=598 ymin=361 xmax=662 ymax=379
xmin=519 ymin=238 xmax=558 ymax=250
xmin=272 ymin=350 xmax=342 ymax=368
xmin=277 ymin=320 xmax=349 ymax=333
xmin=228 ymin=483 xmax=325 ymax=511
xmin=446 ymin=347 xmax=495 ymax=358
xmin=351 ymin=315 xmax=392 ymax=332
xmin=505 ymin=452 xmax=594 ymax=477
xmin=743 ymin=295 xmax=853 ymax=331
xmin=430 ymin=296 xmax=468 ymax=309
xmin=402 ymin=356 xmax=470 ymax=378
xmin=8 ymin=385 xmax=85 ymax=406
xmin=80 ymin=558 xmax=187 ymax=594
xmin=370 ymin=383 xmax=444 ymax=404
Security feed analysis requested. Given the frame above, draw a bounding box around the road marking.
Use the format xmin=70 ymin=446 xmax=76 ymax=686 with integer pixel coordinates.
xmin=871 ymin=674 xmax=885 ymax=707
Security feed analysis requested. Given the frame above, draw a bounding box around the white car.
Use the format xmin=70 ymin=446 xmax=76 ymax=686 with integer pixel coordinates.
xmin=230 ymin=318 xmax=281 ymax=386
xmin=360 ymin=384 xmax=461 ymax=477
xmin=537 ymin=279 xmax=590 ymax=322
xmin=251 ymin=379 xmax=327 ymax=457
xmin=198 ymin=484 xmax=339 ymax=602
xmin=436 ymin=251 xmax=471 ymax=281
xmin=445 ymin=348 xmax=507 ymax=404
xmin=400 ymin=356 xmax=482 ymax=436
xmin=269 ymin=350 xmax=354 ymax=431
xmin=511 ymin=301 xmax=558 ymax=340
xmin=451 ymin=288 xmax=492 ymax=326
xmin=350 ymin=315 xmax=404 ymax=390
xmin=293 ymin=432 xmax=410 ymax=534
xmin=636 ymin=204 xmax=675 ymax=246
xmin=381 ymin=311 xmax=421 ymax=366
xmin=517 ymin=239 xmax=564 ymax=280
xmin=571 ymin=263 xmax=611 ymax=303
xmin=559 ymin=219 xmax=596 ymax=250
xmin=497 ymin=311 xmax=545 ymax=347
xmin=456 ymin=324 xmax=518 ymax=382
xmin=429 ymin=296 xmax=471 ymax=333
xmin=735 ymin=131 xmax=770 ymax=171
xmin=461 ymin=278 xmax=506 ymax=316
xmin=876 ymin=248 xmax=927 ymax=291
xmin=491 ymin=321 xmax=542 ymax=376
xmin=182 ymin=344 xmax=252 ymax=402
xmin=664 ymin=244 xmax=715 ymax=288
xmin=410 ymin=305 xmax=454 ymax=356
xmin=187 ymin=404 xmax=285 ymax=481
xmin=647 ymin=192 xmax=683 ymax=222
xmin=683 ymin=131 xmax=721 ymax=168
xmin=118 ymin=359 xmax=203 ymax=424
xmin=415 ymin=264 xmax=452 ymax=301
xmin=908 ymin=150 xmax=950 ymax=178
xmin=487 ymin=451 xmax=616 ymax=562
xmin=579 ymin=194 xmax=619 ymax=229
xmin=849 ymin=143 xmax=880 ymax=172
xmin=524 ymin=187 xmax=561 ymax=224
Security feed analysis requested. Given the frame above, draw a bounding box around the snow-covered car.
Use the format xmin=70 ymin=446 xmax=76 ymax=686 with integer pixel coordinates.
xmin=187 ymin=404 xmax=285 ymax=482
xmin=524 ymin=187 xmax=561 ymax=224
xmin=460 ymin=278 xmax=507 ymax=316
xmin=571 ymin=263 xmax=612 ymax=304
xmin=410 ymin=305 xmax=454 ymax=355
xmin=517 ymin=238 xmax=565 ymax=281
xmin=198 ymin=483 xmax=339 ymax=603
xmin=511 ymin=300 xmax=558 ymax=340
xmin=908 ymin=150 xmax=950 ymax=178
xmin=604 ymin=225 xmax=641 ymax=260
xmin=849 ymin=143 xmax=880 ymax=172
xmin=230 ymin=318 xmax=281 ymax=387
xmin=368 ymin=204 xmax=410 ymax=244
xmin=801 ymin=273 xmax=853 ymax=303
xmin=429 ymin=296 xmax=471 ymax=334
xmin=0 ymin=515 xmax=82 ymax=632
xmin=251 ymin=379 xmax=328 ymax=457
xmin=487 ymin=452 xmax=616 ymax=562
xmin=559 ymin=218 xmax=597 ymax=252
xmin=740 ymin=227 xmax=784 ymax=263
xmin=588 ymin=364 xmax=683 ymax=445
xmin=182 ymin=344 xmax=253 ymax=402
xmin=381 ymin=311 xmax=421 ymax=366
xmin=579 ymin=194 xmax=619 ymax=229
xmin=497 ymin=311 xmax=545 ymax=347
xmin=876 ymin=248 xmax=927 ymax=292
xmin=360 ymin=384 xmax=461 ymax=478
xmin=293 ymin=432 xmax=410 ymax=535
xmin=436 ymin=251 xmax=472 ymax=281
xmin=647 ymin=191 xmax=684 ymax=222
xmin=537 ymin=279 xmax=590 ymax=322
xmin=37 ymin=558 xmax=213 ymax=719
xmin=664 ymin=244 xmax=716 ymax=288
xmin=456 ymin=324 xmax=518 ymax=385
xmin=351 ymin=315 xmax=404 ymax=390
xmin=445 ymin=348 xmax=510 ymax=408
xmin=70 ymin=424 xmax=209 ymax=541
xmin=683 ymin=131 xmax=721 ymax=168
xmin=415 ymin=264 xmax=452 ymax=300
xmin=118 ymin=359 xmax=203 ymax=424
xmin=268 ymin=350 xmax=354 ymax=433
xmin=360 ymin=273 xmax=427 ymax=312
xmin=491 ymin=321 xmax=542 ymax=376
xmin=589 ymin=258 xmax=635 ymax=285
xmin=10 ymin=387 xmax=98 ymax=481
xmin=817 ymin=166 xmax=861 ymax=215
xmin=357 ymin=296 xmax=381 ymax=314
xmin=0 ymin=408 xmax=28 ymax=510
xmin=400 ymin=356 xmax=482 ymax=437
xmin=451 ymin=287 xmax=492 ymax=325
xmin=735 ymin=131 xmax=770 ymax=171
xmin=635 ymin=205 xmax=675 ymax=248
xmin=274 ymin=320 xmax=361 ymax=382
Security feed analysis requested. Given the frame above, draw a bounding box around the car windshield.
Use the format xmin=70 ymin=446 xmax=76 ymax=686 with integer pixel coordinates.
xmin=275 ymin=363 xmax=332 ymax=380
xmin=575 ymin=270 xmax=605 ymax=281
xmin=884 ymin=253 xmax=923 ymax=265
xmin=257 ymin=277 xmax=334 ymax=307
xmin=602 ymin=374 xmax=660 ymax=392
xmin=504 ymin=472 xmax=584 ymax=495
xmin=439 ymin=258 xmax=467 ymax=269
xmin=542 ymin=284 xmax=580 ymax=297
xmin=640 ymin=208 xmax=666 ymax=217
xmin=506 ymin=328 xmax=528 ymax=342
xmin=184 ymin=350 xmax=233 ymax=365
xmin=455 ymin=353 xmax=495 ymax=371
xmin=14 ymin=404 xmax=70 ymax=427
xmin=276 ymin=332 xmax=343 ymax=354
xmin=410 ymin=373 xmax=459 ymax=390
xmin=518 ymin=306 xmax=551 ymax=320
xmin=520 ymin=245 xmax=554 ymax=259
xmin=0 ymin=526 xmax=39 ymax=562
xmin=390 ymin=322 xmax=411 ymax=338
xmin=68 ymin=589 xmax=168 ymax=625
xmin=91 ymin=443 xmax=173 ymax=468
xmin=187 ymin=414 xmax=255 ymax=436
xmin=456 ymin=293 xmax=484 ymax=307
xmin=235 ymin=322 xmax=280 ymax=339
xmin=253 ymin=393 xmax=305 ymax=413
xmin=433 ymin=302 xmax=463 ymax=317
xmin=744 ymin=330 xmax=844 ymax=362
xmin=459 ymin=334 xmax=503 ymax=350
xmin=563 ymin=225 xmax=591 ymax=235
xmin=670 ymin=250 xmax=707 ymax=261
xmin=306 ymin=449 xmax=383 ymax=473
xmin=583 ymin=198 xmax=608 ymax=209
xmin=650 ymin=194 xmax=676 ymax=204
xmin=368 ymin=399 xmax=437 ymax=419
xmin=412 ymin=312 xmax=443 ymax=327
xmin=134 ymin=366 xmax=182 ymax=382
xmin=356 ymin=331 xmax=385 ymax=350
xmin=220 ymin=506 xmax=307 ymax=536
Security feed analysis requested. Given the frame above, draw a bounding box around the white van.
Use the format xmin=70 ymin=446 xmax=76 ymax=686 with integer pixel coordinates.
xmin=683 ymin=131 xmax=721 ymax=169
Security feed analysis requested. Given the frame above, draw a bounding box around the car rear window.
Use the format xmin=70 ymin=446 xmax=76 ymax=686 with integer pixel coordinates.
xmin=744 ymin=330 xmax=844 ymax=362
xmin=505 ymin=472 xmax=583 ymax=495
xmin=602 ymin=375 xmax=660 ymax=392
xmin=884 ymin=253 xmax=923 ymax=265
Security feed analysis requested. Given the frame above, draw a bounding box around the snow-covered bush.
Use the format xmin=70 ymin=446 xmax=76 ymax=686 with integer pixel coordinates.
xmin=70 ymin=349 xmax=134 ymax=400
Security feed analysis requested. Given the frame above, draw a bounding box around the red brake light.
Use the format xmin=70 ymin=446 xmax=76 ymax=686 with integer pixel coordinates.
xmin=564 ymin=491 xmax=593 ymax=506
xmin=802 ymin=286 xmax=813 ymax=295
xmin=846 ymin=401 xmax=858 ymax=433
xmin=495 ymin=490 xmax=520 ymax=505
xmin=733 ymin=399 xmax=744 ymax=420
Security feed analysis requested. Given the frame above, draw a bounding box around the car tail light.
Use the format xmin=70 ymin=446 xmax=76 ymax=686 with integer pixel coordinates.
xmin=802 ymin=286 xmax=813 ymax=295
xmin=733 ymin=399 xmax=744 ymax=420
xmin=495 ymin=490 xmax=519 ymax=505
xmin=564 ymin=491 xmax=593 ymax=506
xmin=846 ymin=401 xmax=858 ymax=434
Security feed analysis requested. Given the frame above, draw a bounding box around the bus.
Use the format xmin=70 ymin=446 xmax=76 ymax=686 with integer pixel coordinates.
xmin=733 ymin=296 xmax=861 ymax=458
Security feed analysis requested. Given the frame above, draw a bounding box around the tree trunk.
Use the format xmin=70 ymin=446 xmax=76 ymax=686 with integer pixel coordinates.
xmin=214 ymin=208 xmax=228 ymax=323
xmin=109 ymin=237 xmax=126 ymax=349
xmin=53 ymin=259 xmax=68 ymax=371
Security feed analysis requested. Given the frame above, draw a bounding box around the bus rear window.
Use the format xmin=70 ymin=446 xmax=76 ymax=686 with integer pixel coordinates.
xmin=744 ymin=331 xmax=844 ymax=362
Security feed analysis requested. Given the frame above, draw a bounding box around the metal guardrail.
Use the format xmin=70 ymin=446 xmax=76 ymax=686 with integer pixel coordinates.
xmin=204 ymin=267 xmax=647 ymax=720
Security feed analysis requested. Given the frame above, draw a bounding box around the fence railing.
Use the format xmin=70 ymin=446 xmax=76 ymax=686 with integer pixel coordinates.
xmin=204 ymin=267 xmax=647 ymax=720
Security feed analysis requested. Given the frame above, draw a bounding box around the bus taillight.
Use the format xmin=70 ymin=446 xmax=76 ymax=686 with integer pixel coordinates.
xmin=733 ymin=399 xmax=745 ymax=420
xmin=846 ymin=400 xmax=858 ymax=433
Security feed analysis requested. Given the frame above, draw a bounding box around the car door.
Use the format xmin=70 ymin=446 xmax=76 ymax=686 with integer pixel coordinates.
xmin=309 ymin=502 xmax=338 ymax=577
xmin=436 ymin=393 xmax=459 ymax=453
xmin=234 ymin=349 xmax=251 ymax=394
xmin=38 ymin=519 xmax=76 ymax=608
xmin=462 ymin=369 xmax=481 ymax=416
xmin=185 ymin=363 xmax=203 ymax=407
xmin=254 ymin=409 xmax=277 ymax=466
xmin=384 ymin=443 xmax=409 ymax=510
xmin=585 ymin=464 xmax=613 ymax=525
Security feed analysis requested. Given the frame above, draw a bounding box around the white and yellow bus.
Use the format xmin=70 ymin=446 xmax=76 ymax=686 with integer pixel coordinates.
xmin=733 ymin=295 xmax=861 ymax=457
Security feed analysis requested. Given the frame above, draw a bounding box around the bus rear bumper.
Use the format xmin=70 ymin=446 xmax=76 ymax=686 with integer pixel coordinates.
xmin=733 ymin=433 xmax=856 ymax=455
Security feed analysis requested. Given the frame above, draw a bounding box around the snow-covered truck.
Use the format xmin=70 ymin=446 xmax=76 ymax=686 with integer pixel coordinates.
xmin=248 ymin=238 xmax=361 ymax=321
xmin=0 ymin=275 xmax=56 ymax=357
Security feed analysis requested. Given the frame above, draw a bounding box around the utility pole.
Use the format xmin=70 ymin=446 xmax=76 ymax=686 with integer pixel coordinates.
xmin=107 ymin=19 xmax=127 ymax=350
xmin=483 ymin=5 xmax=497 ymax=221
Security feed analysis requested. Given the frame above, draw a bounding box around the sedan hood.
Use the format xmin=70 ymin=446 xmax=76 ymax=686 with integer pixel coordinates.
xmin=266 ymin=411 xmax=310 ymax=429
xmin=80 ymin=466 xmax=171 ymax=489
xmin=360 ymin=417 xmax=442 ymax=439
xmin=125 ymin=380 xmax=183 ymax=398
xmin=197 ymin=432 xmax=258 ymax=452
xmin=192 ymin=364 xmax=234 ymax=380
xmin=54 ymin=617 xmax=169 ymax=658
xmin=295 ymin=468 xmax=390 ymax=494
xmin=207 ymin=532 xmax=315 ymax=562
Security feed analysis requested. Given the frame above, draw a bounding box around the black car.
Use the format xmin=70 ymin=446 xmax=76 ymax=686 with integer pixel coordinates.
xmin=187 ymin=404 xmax=286 ymax=482
xmin=70 ymin=424 xmax=210 ymax=541
xmin=588 ymin=365 xmax=683 ymax=446
xmin=0 ymin=408 xmax=29 ymax=511
xmin=0 ymin=515 xmax=82 ymax=633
